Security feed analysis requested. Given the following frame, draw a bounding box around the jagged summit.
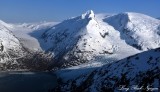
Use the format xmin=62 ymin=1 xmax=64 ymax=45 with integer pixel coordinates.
xmin=81 ymin=10 xmax=95 ymax=19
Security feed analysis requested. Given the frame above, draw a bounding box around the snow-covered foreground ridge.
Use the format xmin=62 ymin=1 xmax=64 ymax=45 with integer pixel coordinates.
xmin=56 ymin=47 xmax=160 ymax=92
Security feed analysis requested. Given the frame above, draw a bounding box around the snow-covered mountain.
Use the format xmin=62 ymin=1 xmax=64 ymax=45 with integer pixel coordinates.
xmin=41 ymin=10 xmax=116 ymax=68
xmin=41 ymin=10 xmax=160 ymax=68
xmin=56 ymin=47 xmax=160 ymax=92
xmin=0 ymin=20 xmax=25 ymax=65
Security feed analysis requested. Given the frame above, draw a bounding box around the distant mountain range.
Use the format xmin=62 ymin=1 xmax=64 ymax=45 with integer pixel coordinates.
xmin=0 ymin=10 xmax=160 ymax=70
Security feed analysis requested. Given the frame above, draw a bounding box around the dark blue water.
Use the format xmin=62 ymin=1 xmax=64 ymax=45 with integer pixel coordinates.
xmin=0 ymin=71 xmax=57 ymax=92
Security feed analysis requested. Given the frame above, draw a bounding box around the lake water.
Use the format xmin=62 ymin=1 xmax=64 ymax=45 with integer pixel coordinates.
xmin=0 ymin=71 xmax=57 ymax=92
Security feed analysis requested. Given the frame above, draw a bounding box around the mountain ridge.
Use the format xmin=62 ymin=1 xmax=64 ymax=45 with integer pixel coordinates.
xmin=40 ymin=11 xmax=160 ymax=68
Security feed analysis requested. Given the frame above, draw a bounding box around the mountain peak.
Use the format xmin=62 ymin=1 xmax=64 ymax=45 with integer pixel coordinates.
xmin=81 ymin=10 xmax=95 ymax=19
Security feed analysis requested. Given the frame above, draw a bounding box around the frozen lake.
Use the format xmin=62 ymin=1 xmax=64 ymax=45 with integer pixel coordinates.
xmin=0 ymin=71 xmax=57 ymax=92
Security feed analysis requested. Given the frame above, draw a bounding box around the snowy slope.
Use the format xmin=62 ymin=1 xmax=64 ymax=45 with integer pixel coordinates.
xmin=56 ymin=47 xmax=160 ymax=92
xmin=0 ymin=20 xmax=24 ymax=64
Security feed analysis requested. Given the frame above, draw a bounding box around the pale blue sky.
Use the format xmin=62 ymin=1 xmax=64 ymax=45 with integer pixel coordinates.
xmin=0 ymin=0 xmax=159 ymax=23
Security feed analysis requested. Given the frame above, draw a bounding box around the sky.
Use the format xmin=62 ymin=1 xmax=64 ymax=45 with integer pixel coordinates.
xmin=0 ymin=0 xmax=160 ymax=23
